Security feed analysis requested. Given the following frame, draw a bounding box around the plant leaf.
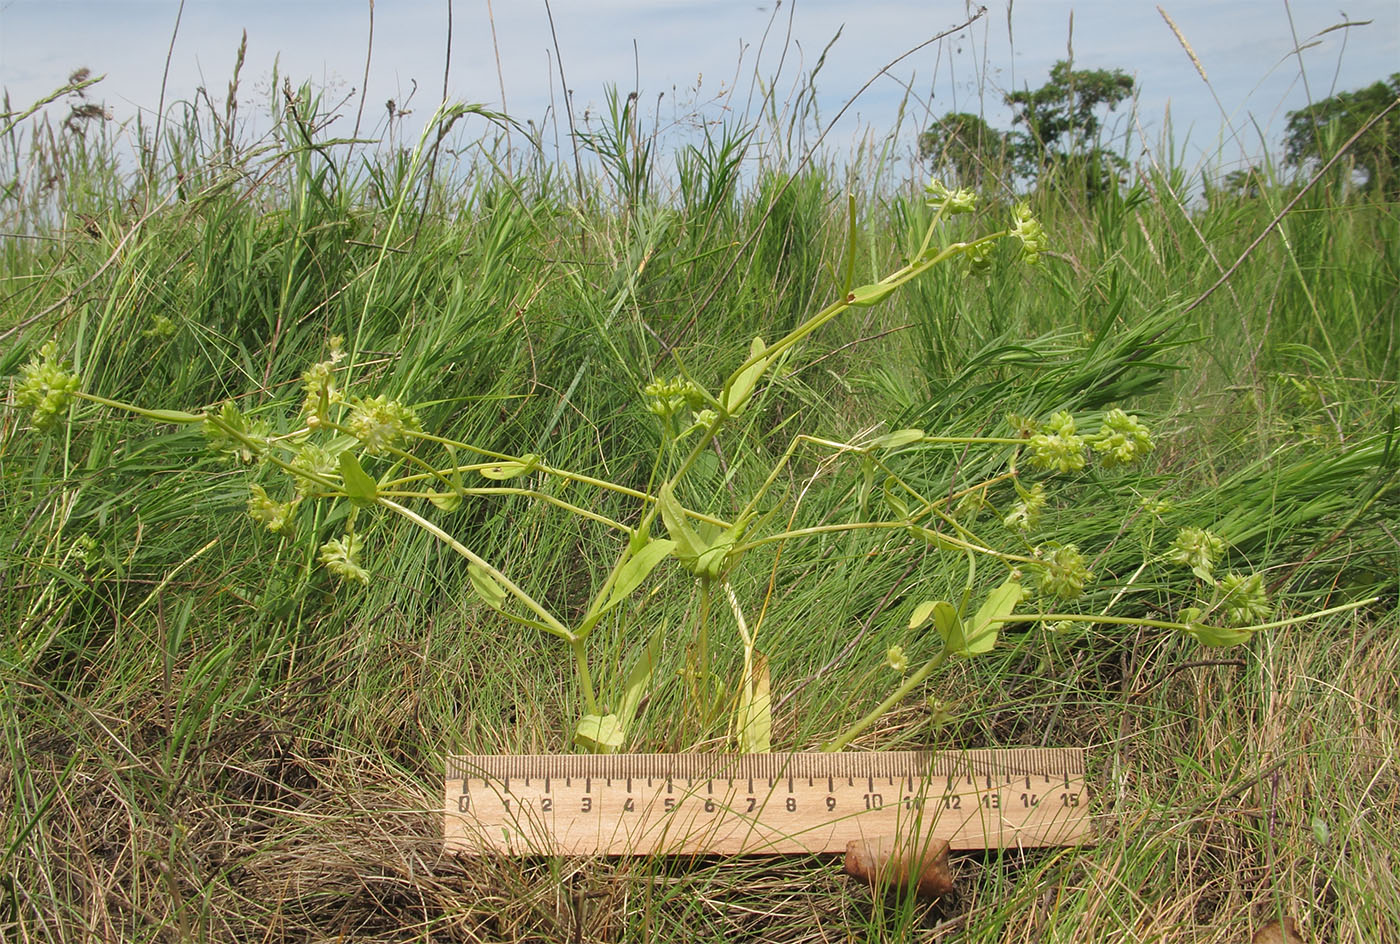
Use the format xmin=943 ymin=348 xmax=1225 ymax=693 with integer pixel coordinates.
xmin=722 ymin=336 xmax=769 ymax=415
xmin=617 ymin=629 xmax=662 ymax=731
xmin=467 ymin=562 xmax=507 ymax=610
xmin=658 ymin=482 xmax=705 ymax=564
xmin=427 ymin=491 xmax=462 ymax=511
xmin=932 ymin=601 xmax=962 ymax=648
xmin=478 ymin=454 xmax=539 ymax=480
xmin=960 ymin=579 xmax=1021 ymax=656
xmin=736 ymin=651 xmax=772 ymax=754
xmin=605 ymin=538 xmax=676 ymax=611
xmin=847 ymin=282 xmax=898 ymax=307
xmin=909 ymin=600 xmax=939 ymax=630
xmin=146 ymin=408 xmax=202 ymax=424
xmin=574 ymin=713 xmax=624 ymax=753
xmin=874 ymin=428 xmax=924 ymax=450
xmin=338 ymin=451 xmax=378 ymax=506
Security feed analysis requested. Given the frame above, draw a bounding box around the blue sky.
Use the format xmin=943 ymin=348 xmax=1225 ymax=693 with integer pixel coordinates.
xmin=2 ymin=1 xmax=1396 ymax=180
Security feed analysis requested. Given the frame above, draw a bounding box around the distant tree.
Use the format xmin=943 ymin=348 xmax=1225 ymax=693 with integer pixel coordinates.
xmin=1216 ymin=165 xmax=1267 ymax=200
xmin=917 ymin=111 xmax=1006 ymax=187
xmin=917 ymin=60 xmax=1135 ymax=200
xmin=1284 ymin=74 xmax=1400 ymax=198
xmin=1004 ymin=60 xmax=1135 ymax=197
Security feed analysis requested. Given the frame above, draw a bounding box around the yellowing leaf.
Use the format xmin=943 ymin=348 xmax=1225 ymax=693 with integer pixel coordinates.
xmin=617 ymin=630 xmax=662 ymax=731
xmin=574 ymin=714 xmax=624 ymax=753
xmin=427 ymin=491 xmax=462 ymax=511
xmin=960 ymin=579 xmax=1021 ymax=656
xmin=467 ymin=562 xmax=507 ymax=609
xmin=736 ymin=651 xmax=772 ymax=754
xmin=909 ymin=600 xmax=939 ymax=630
xmin=658 ymin=482 xmax=705 ymax=565
xmin=478 ymin=454 xmax=539 ymax=480
xmin=605 ymin=538 xmax=676 ymax=611
xmin=146 ymin=408 xmax=202 ymax=424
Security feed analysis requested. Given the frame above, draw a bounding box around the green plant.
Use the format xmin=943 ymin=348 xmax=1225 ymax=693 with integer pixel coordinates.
xmin=9 ymin=165 xmax=1375 ymax=758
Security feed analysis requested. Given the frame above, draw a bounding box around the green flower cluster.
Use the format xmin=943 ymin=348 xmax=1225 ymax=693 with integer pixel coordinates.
xmin=644 ymin=376 xmax=707 ymax=420
xmin=885 ymin=645 xmax=909 ymax=673
xmin=1011 ymin=203 xmax=1048 ymax=265
xmin=301 ymin=336 xmax=346 ymax=426
xmin=16 ymin=342 xmax=81 ymax=431
xmin=318 ymin=533 xmax=369 ymax=585
xmin=924 ymin=178 xmax=977 ymax=214
xmin=1168 ymin=526 xmax=1226 ymax=579
xmin=1003 ymin=482 xmax=1046 ymax=532
xmin=1215 ymin=572 xmax=1271 ymax=627
xmin=1036 ymin=544 xmax=1093 ymax=600
xmin=247 ymin=483 xmax=297 ymax=534
xmin=348 ymin=396 xmax=421 ymax=454
xmin=1028 ymin=412 xmax=1087 ymax=474
xmin=1089 ymin=409 xmax=1153 ymax=469
xmin=203 ymin=401 xmax=271 ymax=464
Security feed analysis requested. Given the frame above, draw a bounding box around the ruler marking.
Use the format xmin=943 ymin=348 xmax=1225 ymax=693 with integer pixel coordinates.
xmin=444 ymin=749 xmax=1089 ymax=855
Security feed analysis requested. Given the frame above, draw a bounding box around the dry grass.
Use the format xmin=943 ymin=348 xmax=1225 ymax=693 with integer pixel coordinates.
xmin=4 ymin=605 xmax=1394 ymax=942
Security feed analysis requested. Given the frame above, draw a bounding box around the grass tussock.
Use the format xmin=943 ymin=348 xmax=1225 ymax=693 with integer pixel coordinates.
xmin=2 ymin=36 xmax=1398 ymax=944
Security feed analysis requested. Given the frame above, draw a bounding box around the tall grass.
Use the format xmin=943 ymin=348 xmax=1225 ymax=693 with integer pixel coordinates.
xmin=1 ymin=47 xmax=1396 ymax=943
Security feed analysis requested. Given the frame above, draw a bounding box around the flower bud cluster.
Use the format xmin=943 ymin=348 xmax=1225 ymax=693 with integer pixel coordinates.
xmin=1214 ymin=571 xmax=1270 ymax=626
xmin=16 ymin=342 xmax=81 ymax=431
xmin=1168 ymin=526 xmax=1225 ymax=579
xmin=247 ymin=483 xmax=297 ymax=534
xmin=1027 ymin=412 xmax=1087 ymax=473
xmin=1011 ymin=204 xmax=1048 ymax=265
xmin=885 ymin=645 xmax=909 ymax=673
xmin=301 ymin=336 xmax=346 ymax=426
xmin=203 ymin=401 xmax=271 ymax=464
xmin=1002 ymin=482 xmax=1046 ymax=532
xmin=644 ymin=376 xmax=707 ymax=421
xmin=1089 ymin=409 xmax=1153 ymax=468
xmin=347 ymin=395 xmax=421 ymax=455
xmin=318 ymin=533 xmax=369 ymax=585
xmin=1026 ymin=410 xmax=1155 ymax=475
xmin=924 ymin=178 xmax=978 ymax=214
xmin=1035 ymin=544 xmax=1093 ymax=600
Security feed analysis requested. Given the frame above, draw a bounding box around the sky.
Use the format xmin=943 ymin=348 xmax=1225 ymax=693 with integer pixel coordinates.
xmin=1 ymin=1 xmax=1396 ymax=182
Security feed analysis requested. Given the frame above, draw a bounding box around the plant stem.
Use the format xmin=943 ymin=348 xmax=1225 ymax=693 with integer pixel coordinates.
xmin=572 ymin=637 xmax=599 ymax=716
xmin=380 ymin=498 xmax=573 ymax=641
xmin=821 ymin=648 xmax=951 ymax=752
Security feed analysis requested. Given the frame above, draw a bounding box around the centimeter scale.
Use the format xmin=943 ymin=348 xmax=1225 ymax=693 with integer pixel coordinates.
xmin=444 ymin=748 xmax=1090 ymax=855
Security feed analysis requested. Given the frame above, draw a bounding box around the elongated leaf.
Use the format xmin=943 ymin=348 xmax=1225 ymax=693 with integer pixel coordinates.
xmin=874 ymin=428 xmax=924 ymax=450
xmin=145 ymin=408 xmax=202 ymax=424
xmin=427 ymin=491 xmax=462 ymax=511
xmin=338 ymin=451 xmax=378 ymax=506
xmin=961 ymin=579 xmax=1021 ymax=656
xmin=617 ymin=630 xmax=662 ymax=731
xmin=909 ymin=600 xmax=939 ymax=630
xmin=467 ymin=562 xmax=507 ymax=609
xmin=722 ymin=336 xmax=769 ymax=415
xmin=606 ymin=539 xmax=676 ymax=611
xmin=478 ymin=454 xmax=539 ymax=480
xmin=847 ymin=281 xmax=898 ymax=307
xmin=658 ymin=482 xmax=705 ymax=564
xmin=736 ymin=651 xmax=772 ymax=754
xmin=909 ymin=523 xmax=959 ymax=552
xmin=574 ymin=713 xmax=624 ymax=753
xmin=932 ymin=601 xmax=961 ymax=648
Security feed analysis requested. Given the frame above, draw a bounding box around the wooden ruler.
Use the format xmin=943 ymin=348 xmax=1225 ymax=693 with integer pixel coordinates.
xmin=444 ymin=748 xmax=1089 ymax=855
